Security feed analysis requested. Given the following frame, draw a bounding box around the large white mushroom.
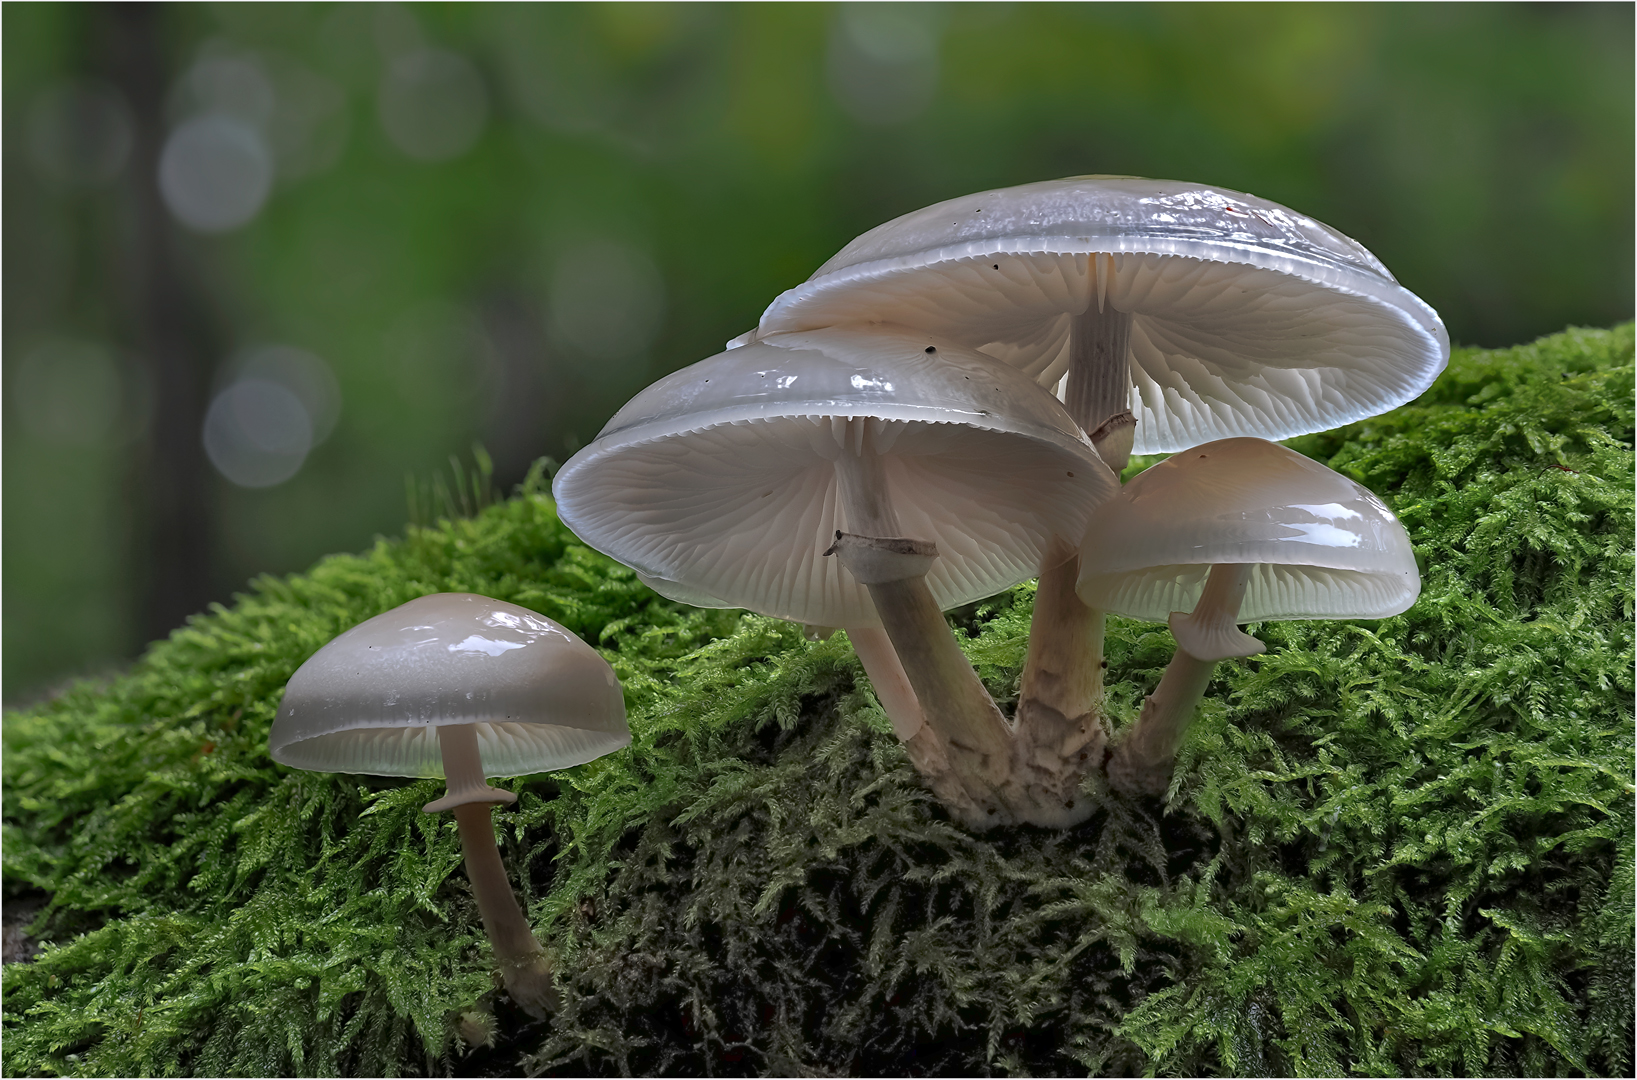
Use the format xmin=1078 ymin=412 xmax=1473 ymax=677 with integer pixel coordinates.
xmin=553 ymin=325 xmax=1119 ymax=826
xmin=1076 ymin=439 xmax=1420 ymax=795
xmin=270 ymin=592 xmax=629 ymax=1017
xmin=742 ymin=176 xmax=1449 ymax=472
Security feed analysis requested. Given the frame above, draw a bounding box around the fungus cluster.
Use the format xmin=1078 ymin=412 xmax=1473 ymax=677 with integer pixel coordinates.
xmin=267 ymin=175 xmax=1444 ymax=1023
xmin=556 ymin=175 xmax=1444 ymax=826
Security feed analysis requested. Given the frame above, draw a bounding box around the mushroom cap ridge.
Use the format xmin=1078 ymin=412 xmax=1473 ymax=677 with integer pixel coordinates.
xmin=269 ymin=593 xmax=629 ymax=778
xmin=553 ymin=326 xmax=1118 ymax=628
xmin=748 ymin=176 xmax=1450 ymax=454
xmin=1077 ymin=438 xmax=1420 ymax=622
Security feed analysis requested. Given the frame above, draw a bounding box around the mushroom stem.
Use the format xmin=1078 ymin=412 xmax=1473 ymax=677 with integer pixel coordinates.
xmin=848 ymin=626 xmax=924 ymax=741
xmin=1015 ymin=546 xmax=1110 ymax=789
xmin=428 ymin=724 xmax=558 ymax=1018
xmin=848 ymin=626 xmax=995 ymax=821
xmin=830 ymin=422 xmax=1016 ymax=818
xmin=842 ymin=555 xmax=1016 ymax=811
xmin=1107 ymin=563 xmax=1261 ymax=796
xmin=1065 ymin=258 xmax=1135 ymax=472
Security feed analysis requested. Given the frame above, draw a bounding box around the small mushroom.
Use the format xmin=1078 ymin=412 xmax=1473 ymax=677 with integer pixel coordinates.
xmin=741 ymin=176 xmax=1448 ymax=472
xmin=1076 ymin=438 xmax=1420 ymax=794
xmin=553 ymin=325 xmax=1118 ymax=825
xmin=269 ymin=592 xmax=629 ymax=1017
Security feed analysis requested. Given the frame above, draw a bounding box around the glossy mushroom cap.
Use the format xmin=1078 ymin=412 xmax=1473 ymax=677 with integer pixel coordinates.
xmin=1076 ymin=438 xmax=1420 ymax=621
xmin=553 ymin=326 xmax=1118 ymax=628
xmin=745 ymin=176 xmax=1449 ymax=453
xmin=269 ymin=593 xmax=629 ymax=777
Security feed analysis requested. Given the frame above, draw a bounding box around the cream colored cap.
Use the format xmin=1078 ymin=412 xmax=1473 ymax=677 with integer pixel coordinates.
xmin=1077 ymin=438 xmax=1420 ymax=621
xmin=743 ymin=176 xmax=1448 ymax=453
xmin=269 ymin=593 xmax=629 ymax=778
xmin=553 ymin=325 xmax=1118 ymax=628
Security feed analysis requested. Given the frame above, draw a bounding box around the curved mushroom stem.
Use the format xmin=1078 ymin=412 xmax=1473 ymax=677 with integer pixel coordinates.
xmin=847 ymin=626 xmax=924 ymax=741
xmin=426 ymin=723 xmax=558 ymax=1018
xmin=1107 ymin=563 xmax=1263 ymax=796
xmin=848 ymin=625 xmax=995 ymax=818
xmin=830 ymin=421 xmax=1015 ymax=824
xmin=1065 ymin=254 xmax=1135 ymax=472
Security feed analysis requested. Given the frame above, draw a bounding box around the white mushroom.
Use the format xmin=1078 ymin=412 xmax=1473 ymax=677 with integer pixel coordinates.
xmin=553 ymin=326 xmax=1118 ymax=826
xmin=741 ymin=175 xmax=1449 ymax=473
xmin=1076 ymin=438 xmax=1420 ymax=795
xmin=270 ymin=592 xmax=629 ymax=1017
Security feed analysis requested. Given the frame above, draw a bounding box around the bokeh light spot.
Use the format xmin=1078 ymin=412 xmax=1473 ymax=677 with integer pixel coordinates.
xmin=158 ymin=114 xmax=274 ymax=233
xmin=202 ymin=379 xmax=313 ymax=488
xmin=227 ymin=345 xmax=342 ymax=445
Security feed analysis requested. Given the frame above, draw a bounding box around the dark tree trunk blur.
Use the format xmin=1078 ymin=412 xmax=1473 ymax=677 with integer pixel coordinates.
xmin=95 ymin=2 xmax=221 ymax=645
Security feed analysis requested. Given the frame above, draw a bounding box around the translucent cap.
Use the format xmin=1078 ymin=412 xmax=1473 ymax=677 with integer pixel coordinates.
xmin=269 ymin=593 xmax=629 ymax=778
xmin=553 ymin=326 xmax=1118 ymax=627
xmin=1077 ymin=438 xmax=1420 ymax=622
xmin=746 ymin=176 xmax=1449 ymax=453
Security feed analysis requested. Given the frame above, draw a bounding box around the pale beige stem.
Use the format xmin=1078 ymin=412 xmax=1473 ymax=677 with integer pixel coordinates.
xmin=427 ymin=723 xmax=557 ymax=1018
xmin=1108 ymin=563 xmax=1261 ymax=796
xmin=1006 ymin=546 xmax=1109 ymax=824
xmin=830 ymin=420 xmax=1016 ymax=824
xmin=863 ymin=573 xmax=1015 ymax=810
xmin=847 ymin=626 xmax=924 ymax=741
xmin=1105 ymin=650 xmax=1217 ymax=796
xmin=1065 ymin=257 xmax=1136 ymax=472
xmin=848 ymin=625 xmax=992 ymax=821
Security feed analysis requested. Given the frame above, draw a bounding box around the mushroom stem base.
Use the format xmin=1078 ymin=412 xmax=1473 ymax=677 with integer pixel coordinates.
xmin=1010 ymin=548 xmax=1107 ymax=826
xmin=862 ymin=573 xmax=1017 ymax=818
xmin=841 ymin=540 xmax=1106 ymax=829
xmin=1106 ymin=651 xmax=1216 ymax=797
xmin=451 ymin=802 xmax=559 ymax=1019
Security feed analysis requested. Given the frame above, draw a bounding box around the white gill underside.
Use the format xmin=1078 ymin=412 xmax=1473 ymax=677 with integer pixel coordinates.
xmin=780 ymin=252 xmax=1436 ymax=452
xmin=273 ymin=721 xmax=632 ymax=779
xmin=1078 ymin=561 xmax=1420 ymax=624
xmin=567 ymin=416 xmax=1102 ymax=627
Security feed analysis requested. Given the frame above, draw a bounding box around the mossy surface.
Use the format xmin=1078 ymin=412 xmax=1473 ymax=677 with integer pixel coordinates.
xmin=3 ymin=326 xmax=1633 ymax=1077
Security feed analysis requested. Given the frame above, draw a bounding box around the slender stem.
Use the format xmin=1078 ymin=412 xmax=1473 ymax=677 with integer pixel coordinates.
xmin=1018 ymin=547 xmax=1107 ymax=745
xmin=451 ymin=803 xmax=558 ymax=1018
xmin=832 ymin=420 xmax=902 ymax=537
xmin=1105 ymin=649 xmax=1217 ymax=797
xmin=423 ymin=723 xmax=516 ymax=813
xmin=1107 ymin=563 xmax=1260 ymax=796
xmin=1065 ymin=260 xmax=1135 ymax=471
xmin=428 ymin=723 xmax=556 ymax=1017
xmin=848 ymin=626 xmax=924 ymax=741
xmin=829 ymin=419 xmax=1016 ymax=821
xmin=1167 ymin=564 xmax=1263 ymax=662
xmin=865 ymin=575 xmax=1014 ymax=800
xmin=849 ymin=625 xmax=994 ymax=822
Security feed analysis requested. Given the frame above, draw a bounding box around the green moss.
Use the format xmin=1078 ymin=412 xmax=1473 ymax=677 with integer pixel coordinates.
xmin=4 ymin=326 xmax=1633 ymax=1077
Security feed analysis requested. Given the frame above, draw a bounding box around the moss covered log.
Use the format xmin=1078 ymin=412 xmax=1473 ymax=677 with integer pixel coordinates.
xmin=3 ymin=326 xmax=1633 ymax=1077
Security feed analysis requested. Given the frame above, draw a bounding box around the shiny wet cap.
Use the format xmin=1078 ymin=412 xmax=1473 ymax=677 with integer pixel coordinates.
xmin=1077 ymin=438 xmax=1420 ymax=622
xmin=553 ymin=325 xmax=1117 ymax=627
xmin=745 ymin=176 xmax=1449 ymax=453
xmin=269 ymin=593 xmax=629 ymax=778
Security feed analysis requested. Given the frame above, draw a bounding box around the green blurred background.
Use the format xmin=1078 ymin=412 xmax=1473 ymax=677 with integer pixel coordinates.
xmin=4 ymin=2 xmax=1632 ymax=703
